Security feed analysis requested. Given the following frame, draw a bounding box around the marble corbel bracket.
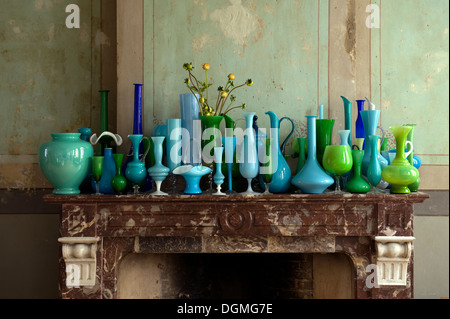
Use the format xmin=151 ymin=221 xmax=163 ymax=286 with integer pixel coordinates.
xmin=375 ymin=236 xmax=415 ymax=286
xmin=58 ymin=237 xmax=101 ymax=288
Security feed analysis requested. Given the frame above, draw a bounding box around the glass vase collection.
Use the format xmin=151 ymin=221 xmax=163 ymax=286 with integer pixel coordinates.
xmin=39 ymin=85 xmax=421 ymax=196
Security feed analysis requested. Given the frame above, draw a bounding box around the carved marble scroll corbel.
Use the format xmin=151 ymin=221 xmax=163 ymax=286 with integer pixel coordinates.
xmin=375 ymin=236 xmax=415 ymax=286
xmin=58 ymin=237 xmax=100 ymax=288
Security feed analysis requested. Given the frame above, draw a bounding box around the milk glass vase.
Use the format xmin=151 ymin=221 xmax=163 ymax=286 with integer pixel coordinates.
xmin=148 ymin=136 xmax=170 ymax=195
xmin=239 ymin=112 xmax=259 ymax=195
xmin=382 ymin=126 xmax=419 ymax=194
xmin=291 ymin=116 xmax=334 ymax=194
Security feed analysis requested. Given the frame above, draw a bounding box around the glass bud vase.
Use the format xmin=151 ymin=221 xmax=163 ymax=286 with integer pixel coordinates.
xmin=382 ymin=126 xmax=419 ymax=194
xmin=346 ymin=149 xmax=370 ymax=193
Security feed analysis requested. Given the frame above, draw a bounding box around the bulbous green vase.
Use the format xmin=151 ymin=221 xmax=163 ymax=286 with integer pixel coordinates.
xmin=382 ymin=126 xmax=419 ymax=194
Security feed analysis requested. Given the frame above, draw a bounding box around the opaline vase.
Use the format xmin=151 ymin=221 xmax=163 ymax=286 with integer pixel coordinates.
xmin=339 ymin=130 xmax=351 ymax=146
xmin=258 ymin=111 xmax=292 ymax=194
xmin=295 ymin=137 xmax=307 ymax=174
xmin=125 ymin=134 xmax=148 ymax=194
xmin=382 ymin=126 xmax=419 ymax=194
xmin=355 ymin=100 xmax=365 ymax=140
xmin=166 ymin=119 xmax=182 ymax=194
xmin=78 ymin=128 xmax=93 ymax=194
xmin=222 ymin=115 xmax=240 ymax=179
xmin=322 ymin=145 xmax=353 ymax=193
xmin=291 ymin=116 xmax=334 ymax=194
xmin=346 ymin=149 xmax=370 ymax=193
xmin=360 ymin=110 xmax=388 ymax=176
xmin=239 ymin=112 xmax=259 ymax=195
xmin=213 ymin=147 xmax=225 ymax=195
xmin=148 ymin=136 xmax=170 ymax=195
xmin=111 ymin=153 xmax=127 ymax=194
xmin=405 ymin=124 xmax=420 ymax=192
xmin=39 ymin=133 xmax=94 ymax=195
xmin=367 ymin=135 xmax=382 ymax=191
xmin=93 ymin=148 xmax=116 ymax=195
xmin=180 ymin=93 xmax=201 ymax=166
xmin=200 ymin=115 xmax=223 ymax=163
xmin=173 ymin=165 xmax=212 ymax=195
xmin=222 ymin=136 xmax=237 ymax=194
xmin=316 ymin=119 xmax=335 ymax=167
xmin=341 ymin=96 xmax=353 ymax=147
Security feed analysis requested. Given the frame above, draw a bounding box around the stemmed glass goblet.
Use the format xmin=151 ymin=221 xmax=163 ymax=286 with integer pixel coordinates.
xmin=322 ymin=145 xmax=353 ymax=194
xmin=92 ymin=156 xmax=104 ymax=195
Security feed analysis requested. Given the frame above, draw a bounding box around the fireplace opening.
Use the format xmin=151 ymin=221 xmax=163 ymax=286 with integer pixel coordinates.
xmin=117 ymin=253 xmax=354 ymax=299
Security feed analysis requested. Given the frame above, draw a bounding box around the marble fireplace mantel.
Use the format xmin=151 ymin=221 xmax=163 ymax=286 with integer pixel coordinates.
xmin=44 ymin=192 xmax=429 ymax=299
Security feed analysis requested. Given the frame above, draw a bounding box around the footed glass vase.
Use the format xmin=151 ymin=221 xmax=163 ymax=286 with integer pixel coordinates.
xmin=148 ymin=136 xmax=170 ymax=195
xmin=382 ymin=126 xmax=419 ymax=194
xmin=239 ymin=112 xmax=259 ymax=195
xmin=291 ymin=116 xmax=334 ymax=194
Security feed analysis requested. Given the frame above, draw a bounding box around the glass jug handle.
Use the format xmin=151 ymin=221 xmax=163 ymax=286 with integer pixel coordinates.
xmin=279 ymin=117 xmax=295 ymax=156
xmin=405 ymin=141 xmax=414 ymax=158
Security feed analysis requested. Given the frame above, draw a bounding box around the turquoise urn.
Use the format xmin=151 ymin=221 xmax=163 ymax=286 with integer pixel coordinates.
xmin=39 ymin=133 xmax=94 ymax=195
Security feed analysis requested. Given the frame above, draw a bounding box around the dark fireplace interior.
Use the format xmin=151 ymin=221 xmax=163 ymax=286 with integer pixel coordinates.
xmin=117 ymin=253 xmax=354 ymax=299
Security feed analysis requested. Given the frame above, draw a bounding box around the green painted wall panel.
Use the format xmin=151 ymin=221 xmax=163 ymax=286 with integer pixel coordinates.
xmin=144 ymin=0 xmax=329 ymax=142
xmin=371 ymin=0 xmax=449 ymax=165
xmin=0 ymin=0 xmax=100 ymax=157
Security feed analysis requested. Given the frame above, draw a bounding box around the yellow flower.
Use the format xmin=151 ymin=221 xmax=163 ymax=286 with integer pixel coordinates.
xmin=203 ymin=63 xmax=210 ymax=70
xmin=221 ymin=91 xmax=228 ymax=98
xmin=228 ymin=73 xmax=235 ymax=81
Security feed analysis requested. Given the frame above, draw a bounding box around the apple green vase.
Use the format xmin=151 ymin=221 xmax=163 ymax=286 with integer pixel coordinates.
xmin=382 ymin=126 xmax=419 ymax=194
xmin=346 ymin=149 xmax=370 ymax=193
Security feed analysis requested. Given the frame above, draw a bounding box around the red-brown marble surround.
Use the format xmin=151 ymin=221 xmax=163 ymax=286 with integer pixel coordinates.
xmin=44 ymin=192 xmax=429 ymax=299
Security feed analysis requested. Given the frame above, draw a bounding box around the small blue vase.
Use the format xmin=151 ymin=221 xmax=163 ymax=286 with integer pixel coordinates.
xmin=148 ymin=136 xmax=170 ymax=195
xmin=97 ymin=148 xmax=116 ymax=194
xmin=239 ymin=112 xmax=259 ymax=195
xmin=213 ymin=147 xmax=225 ymax=195
xmin=291 ymin=116 xmax=334 ymax=194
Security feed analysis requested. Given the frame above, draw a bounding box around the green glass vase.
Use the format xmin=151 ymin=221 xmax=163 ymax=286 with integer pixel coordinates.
xmin=295 ymin=137 xmax=307 ymax=174
xmin=382 ymin=126 xmax=419 ymax=194
xmin=199 ymin=115 xmax=223 ymax=163
xmin=316 ymin=119 xmax=335 ymax=167
xmin=346 ymin=149 xmax=370 ymax=193
xmin=111 ymin=153 xmax=127 ymax=194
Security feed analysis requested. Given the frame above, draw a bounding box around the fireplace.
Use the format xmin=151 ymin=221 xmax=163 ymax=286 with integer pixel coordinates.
xmin=46 ymin=192 xmax=429 ymax=299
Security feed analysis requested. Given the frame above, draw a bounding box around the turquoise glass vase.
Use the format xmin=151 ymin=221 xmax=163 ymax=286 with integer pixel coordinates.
xmin=97 ymin=148 xmax=116 ymax=194
xmin=213 ymin=147 xmax=226 ymax=195
xmin=367 ymin=135 xmax=382 ymax=190
xmin=148 ymin=136 xmax=170 ymax=195
xmin=39 ymin=133 xmax=94 ymax=195
xmin=341 ymin=96 xmax=353 ymax=147
xmin=180 ymin=93 xmax=201 ymax=166
xmin=239 ymin=112 xmax=259 ymax=195
xmin=291 ymin=116 xmax=334 ymax=194
xmin=173 ymin=165 xmax=212 ymax=195
xmin=360 ymin=110 xmax=388 ymax=176
xmin=125 ymin=134 xmax=148 ymax=194
xmin=258 ymin=111 xmax=292 ymax=193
